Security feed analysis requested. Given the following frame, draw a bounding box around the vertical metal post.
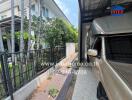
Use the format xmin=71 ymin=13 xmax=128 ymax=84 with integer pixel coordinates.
xmin=20 ymin=0 xmax=24 ymax=52
xmin=37 ymin=0 xmax=42 ymax=49
xmin=3 ymin=53 xmax=14 ymax=100
xmin=0 ymin=54 xmax=8 ymax=96
xmin=50 ymin=48 xmax=52 ymax=63
xmin=11 ymin=0 xmax=16 ymax=92
xmin=11 ymin=0 xmax=15 ymax=56
xmin=20 ymin=0 xmax=25 ymax=85
xmin=78 ymin=11 xmax=83 ymax=62
xmin=28 ymin=0 xmax=31 ymax=51
xmin=61 ymin=25 xmax=66 ymax=57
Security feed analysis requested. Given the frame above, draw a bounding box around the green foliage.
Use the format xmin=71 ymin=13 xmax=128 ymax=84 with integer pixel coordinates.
xmin=0 ymin=63 xmax=1 ymax=70
xmin=63 ymin=20 xmax=78 ymax=43
xmin=48 ymin=87 xmax=59 ymax=98
xmin=2 ymin=16 xmax=78 ymax=51
xmin=15 ymin=32 xmax=29 ymax=40
xmin=32 ymin=16 xmax=45 ymax=32
xmin=2 ymin=32 xmax=30 ymax=41
xmin=44 ymin=19 xmax=64 ymax=47
xmin=44 ymin=18 xmax=78 ymax=48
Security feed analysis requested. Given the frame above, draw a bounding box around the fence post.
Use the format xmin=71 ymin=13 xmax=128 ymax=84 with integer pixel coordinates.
xmin=3 ymin=52 xmax=14 ymax=100
xmin=64 ymin=44 xmax=66 ymax=57
xmin=12 ymin=54 xmax=16 ymax=90
xmin=0 ymin=54 xmax=9 ymax=96
xmin=50 ymin=48 xmax=52 ymax=63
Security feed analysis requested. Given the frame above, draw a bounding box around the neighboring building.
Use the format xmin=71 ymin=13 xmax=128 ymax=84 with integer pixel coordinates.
xmin=0 ymin=0 xmax=70 ymax=22
xmin=0 ymin=0 xmax=70 ymax=51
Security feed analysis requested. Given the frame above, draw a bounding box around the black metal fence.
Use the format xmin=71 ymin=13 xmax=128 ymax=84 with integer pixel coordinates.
xmin=0 ymin=47 xmax=65 ymax=99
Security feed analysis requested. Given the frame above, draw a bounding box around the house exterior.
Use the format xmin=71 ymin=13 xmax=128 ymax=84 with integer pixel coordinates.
xmin=0 ymin=0 xmax=70 ymax=22
xmin=0 ymin=0 xmax=70 ymax=51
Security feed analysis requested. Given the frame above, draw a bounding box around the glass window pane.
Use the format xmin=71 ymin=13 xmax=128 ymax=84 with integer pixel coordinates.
xmin=105 ymin=35 xmax=132 ymax=63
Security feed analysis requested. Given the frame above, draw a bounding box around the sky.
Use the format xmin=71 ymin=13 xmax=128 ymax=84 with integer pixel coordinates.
xmin=54 ymin=0 xmax=78 ymax=28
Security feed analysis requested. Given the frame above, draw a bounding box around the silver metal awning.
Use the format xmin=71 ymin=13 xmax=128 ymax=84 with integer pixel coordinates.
xmin=0 ymin=16 xmax=21 ymax=31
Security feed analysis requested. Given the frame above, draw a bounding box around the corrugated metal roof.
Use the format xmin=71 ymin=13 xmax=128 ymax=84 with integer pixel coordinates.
xmin=78 ymin=0 xmax=132 ymax=23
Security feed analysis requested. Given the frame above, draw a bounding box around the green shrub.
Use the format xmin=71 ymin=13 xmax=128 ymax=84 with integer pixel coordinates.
xmin=48 ymin=87 xmax=59 ymax=98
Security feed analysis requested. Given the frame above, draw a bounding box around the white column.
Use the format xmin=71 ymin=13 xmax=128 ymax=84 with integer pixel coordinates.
xmin=66 ymin=43 xmax=75 ymax=57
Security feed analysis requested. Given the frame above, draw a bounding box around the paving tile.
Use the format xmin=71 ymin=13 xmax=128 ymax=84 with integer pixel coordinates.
xmin=72 ymin=67 xmax=98 ymax=100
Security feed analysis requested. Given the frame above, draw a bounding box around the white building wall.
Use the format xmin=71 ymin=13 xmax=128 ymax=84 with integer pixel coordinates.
xmin=0 ymin=0 xmax=69 ymax=23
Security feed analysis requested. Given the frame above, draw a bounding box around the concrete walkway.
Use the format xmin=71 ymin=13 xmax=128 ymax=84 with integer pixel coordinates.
xmin=72 ymin=66 xmax=98 ymax=100
xmin=28 ymin=53 xmax=77 ymax=100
